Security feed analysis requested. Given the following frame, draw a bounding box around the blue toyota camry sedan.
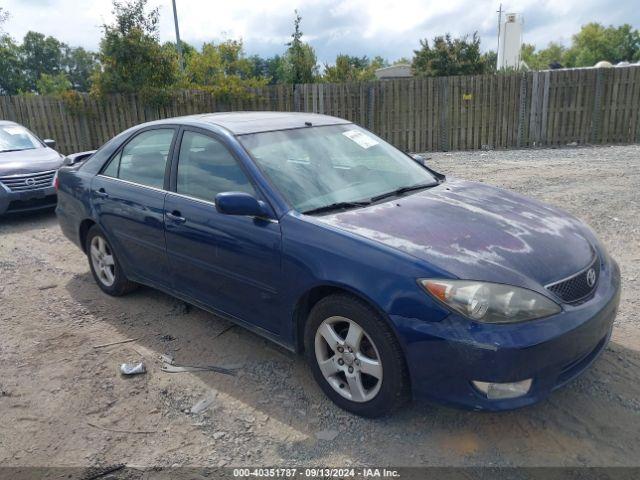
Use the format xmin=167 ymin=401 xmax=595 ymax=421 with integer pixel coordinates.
xmin=56 ymin=112 xmax=620 ymax=417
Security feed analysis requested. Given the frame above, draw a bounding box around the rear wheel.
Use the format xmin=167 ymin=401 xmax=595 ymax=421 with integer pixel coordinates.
xmin=86 ymin=225 xmax=137 ymax=296
xmin=304 ymin=294 xmax=410 ymax=417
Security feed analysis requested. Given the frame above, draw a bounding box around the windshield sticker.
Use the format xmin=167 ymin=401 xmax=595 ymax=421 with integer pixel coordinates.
xmin=342 ymin=129 xmax=379 ymax=149
xmin=3 ymin=127 xmax=24 ymax=135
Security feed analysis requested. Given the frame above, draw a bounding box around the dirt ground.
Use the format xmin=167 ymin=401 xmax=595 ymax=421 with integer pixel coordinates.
xmin=1 ymin=144 xmax=639 ymax=470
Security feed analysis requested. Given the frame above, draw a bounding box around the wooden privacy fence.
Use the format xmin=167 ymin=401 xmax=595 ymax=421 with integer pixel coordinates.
xmin=1 ymin=66 xmax=640 ymax=155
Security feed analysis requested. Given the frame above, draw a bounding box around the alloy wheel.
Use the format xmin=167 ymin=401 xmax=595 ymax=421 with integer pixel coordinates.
xmin=90 ymin=235 xmax=116 ymax=287
xmin=314 ymin=316 xmax=383 ymax=402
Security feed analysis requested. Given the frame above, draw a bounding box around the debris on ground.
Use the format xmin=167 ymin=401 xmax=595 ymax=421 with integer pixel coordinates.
xmin=190 ymin=390 xmax=218 ymax=414
xmin=159 ymin=354 xmax=238 ymax=376
xmin=120 ymin=362 xmax=146 ymax=376
xmin=93 ymin=338 xmax=138 ymax=349
xmin=87 ymin=422 xmax=156 ymax=435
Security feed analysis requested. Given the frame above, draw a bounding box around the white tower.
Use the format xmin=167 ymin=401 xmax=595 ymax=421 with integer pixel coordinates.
xmin=497 ymin=13 xmax=523 ymax=70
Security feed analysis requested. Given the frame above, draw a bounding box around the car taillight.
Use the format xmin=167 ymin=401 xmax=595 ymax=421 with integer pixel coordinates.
xmin=53 ymin=171 xmax=59 ymax=191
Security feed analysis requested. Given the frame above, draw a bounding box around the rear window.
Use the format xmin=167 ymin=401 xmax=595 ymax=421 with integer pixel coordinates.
xmin=101 ymin=129 xmax=175 ymax=189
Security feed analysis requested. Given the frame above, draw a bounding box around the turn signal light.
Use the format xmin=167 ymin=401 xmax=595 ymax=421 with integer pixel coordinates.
xmin=472 ymin=379 xmax=532 ymax=399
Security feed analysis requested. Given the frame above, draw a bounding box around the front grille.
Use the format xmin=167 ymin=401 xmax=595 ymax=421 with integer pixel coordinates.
xmin=0 ymin=170 xmax=56 ymax=192
xmin=546 ymin=256 xmax=600 ymax=304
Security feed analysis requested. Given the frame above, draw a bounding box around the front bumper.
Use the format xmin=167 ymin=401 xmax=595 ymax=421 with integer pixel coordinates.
xmin=0 ymin=185 xmax=57 ymax=215
xmin=393 ymin=257 xmax=621 ymax=411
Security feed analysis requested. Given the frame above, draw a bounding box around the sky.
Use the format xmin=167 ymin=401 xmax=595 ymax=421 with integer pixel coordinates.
xmin=1 ymin=0 xmax=638 ymax=64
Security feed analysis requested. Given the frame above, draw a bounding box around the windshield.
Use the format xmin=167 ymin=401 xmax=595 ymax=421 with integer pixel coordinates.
xmin=0 ymin=124 xmax=41 ymax=152
xmin=239 ymin=124 xmax=438 ymax=213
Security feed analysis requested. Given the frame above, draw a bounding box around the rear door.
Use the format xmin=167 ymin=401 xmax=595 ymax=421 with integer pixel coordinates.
xmin=92 ymin=127 xmax=176 ymax=288
xmin=164 ymin=128 xmax=283 ymax=334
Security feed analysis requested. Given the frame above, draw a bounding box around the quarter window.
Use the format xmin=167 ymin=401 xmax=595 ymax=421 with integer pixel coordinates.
xmin=176 ymin=131 xmax=255 ymax=202
xmin=102 ymin=129 xmax=174 ymax=189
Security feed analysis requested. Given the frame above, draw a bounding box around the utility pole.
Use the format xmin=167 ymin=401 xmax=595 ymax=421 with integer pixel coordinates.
xmin=171 ymin=0 xmax=184 ymax=72
xmin=496 ymin=3 xmax=503 ymax=71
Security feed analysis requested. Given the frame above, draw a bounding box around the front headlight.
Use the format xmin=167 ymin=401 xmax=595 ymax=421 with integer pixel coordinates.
xmin=419 ymin=279 xmax=561 ymax=323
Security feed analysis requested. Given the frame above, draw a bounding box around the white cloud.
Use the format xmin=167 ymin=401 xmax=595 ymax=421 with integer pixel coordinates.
xmin=2 ymin=0 xmax=638 ymax=63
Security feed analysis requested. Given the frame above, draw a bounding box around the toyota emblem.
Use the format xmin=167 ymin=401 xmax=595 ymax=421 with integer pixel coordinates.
xmin=25 ymin=177 xmax=36 ymax=187
xmin=586 ymin=268 xmax=597 ymax=288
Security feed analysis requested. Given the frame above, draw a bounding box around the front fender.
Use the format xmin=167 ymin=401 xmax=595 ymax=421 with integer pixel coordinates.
xmin=279 ymin=212 xmax=453 ymax=348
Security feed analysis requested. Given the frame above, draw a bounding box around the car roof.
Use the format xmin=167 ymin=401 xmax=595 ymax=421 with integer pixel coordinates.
xmin=0 ymin=120 xmax=19 ymax=126
xmin=146 ymin=112 xmax=352 ymax=135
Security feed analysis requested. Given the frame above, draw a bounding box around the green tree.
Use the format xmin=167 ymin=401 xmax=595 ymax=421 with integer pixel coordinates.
xmin=0 ymin=7 xmax=8 ymax=33
xmin=36 ymin=72 xmax=72 ymax=95
xmin=481 ymin=50 xmax=497 ymax=73
xmin=521 ymin=24 xmax=639 ymax=71
xmin=392 ymin=57 xmax=410 ymax=65
xmin=62 ymin=46 xmax=99 ymax=91
xmin=323 ymin=54 xmax=383 ymax=82
xmin=373 ymin=56 xmax=389 ymax=68
xmin=564 ymin=23 xmax=640 ymax=66
xmin=412 ymin=32 xmax=489 ymax=76
xmin=521 ymin=42 xmax=566 ymax=69
xmin=521 ymin=43 xmax=537 ymax=68
xmin=247 ymin=54 xmax=285 ymax=84
xmin=0 ymin=35 xmax=27 ymax=94
xmin=611 ymin=24 xmax=640 ymax=62
xmin=183 ymin=40 xmax=267 ymax=99
xmin=91 ymin=0 xmax=180 ymax=99
xmin=20 ymin=31 xmax=65 ymax=90
xmin=163 ymin=40 xmax=197 ymax=66
xmin=281 ymin=11 xmax=318 ymax=84
xmin=111 ymin=0 xmax=159 ymax=36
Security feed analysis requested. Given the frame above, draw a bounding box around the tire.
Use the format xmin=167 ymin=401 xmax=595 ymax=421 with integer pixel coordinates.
xmin=86 ymin=225 xmax=137 ymax=296
xmin=304 ymin=293 xmax=410 ymax=417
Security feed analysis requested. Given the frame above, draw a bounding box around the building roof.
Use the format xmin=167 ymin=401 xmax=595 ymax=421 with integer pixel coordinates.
xmin=374 ymin=64 xmax=413 ymax=79
xmin=181 ymin=112 xmax=351 ymax=135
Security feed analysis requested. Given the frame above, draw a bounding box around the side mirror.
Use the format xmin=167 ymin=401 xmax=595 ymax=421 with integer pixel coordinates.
xmin=63 ymin=150 xmax=96 ymax=166
xmin=409 ymin=153 xmax=446 ymax=182
xmin=43 ymin=139 xmax=56 ymax=149
xmin=215 ymin=192 xmax=270 ymax=218
xmin=410 ymin=153 xmax=428 ymax=166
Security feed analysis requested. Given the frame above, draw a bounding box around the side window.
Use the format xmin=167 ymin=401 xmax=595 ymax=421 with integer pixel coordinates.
xmin=102 ymin=129 xmax=174 ymax=189
xmin=176 ymin=131 xmax=255 ymax=202
xmin=102 ymin=150 xmax=120 ymax=177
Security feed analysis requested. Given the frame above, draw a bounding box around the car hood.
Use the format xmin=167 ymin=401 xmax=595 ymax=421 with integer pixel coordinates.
xmin=315 ymin=178 xmax=597 ymax=291
xmin=0 ymin=147 xmax=63 ymax=176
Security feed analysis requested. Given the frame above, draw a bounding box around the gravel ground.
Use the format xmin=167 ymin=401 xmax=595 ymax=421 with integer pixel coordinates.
xmin=1 ymin=144 xmax=639 ymax=470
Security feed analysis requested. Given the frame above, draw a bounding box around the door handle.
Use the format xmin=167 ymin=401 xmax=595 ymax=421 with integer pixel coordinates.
xmin=95 ymin=188 xmax=109 ymax=198
xmin=166 ymin=210 xmax=186 ymax=223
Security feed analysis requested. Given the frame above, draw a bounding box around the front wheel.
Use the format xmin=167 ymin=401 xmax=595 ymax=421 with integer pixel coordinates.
xmin=86 ymin=225 xmax=137 ymax=296
xmin=304 ymin=294 xmax=410 ymax=417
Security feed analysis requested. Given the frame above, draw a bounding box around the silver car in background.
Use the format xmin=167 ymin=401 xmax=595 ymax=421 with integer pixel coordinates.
xmin=0 ymin=121 xmax=63 ymax=215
